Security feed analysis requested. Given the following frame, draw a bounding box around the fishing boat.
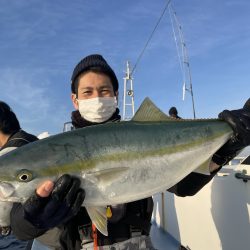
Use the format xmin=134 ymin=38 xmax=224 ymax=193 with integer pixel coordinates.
xmin=152 ymin=147 xmax=250 ymax=250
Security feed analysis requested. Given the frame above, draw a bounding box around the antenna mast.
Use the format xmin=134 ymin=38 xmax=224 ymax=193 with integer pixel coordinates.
xmin=122 ymin=61 xmax=135 ymax=120
xmin=169 ymin=4 xmax=196 ymax=119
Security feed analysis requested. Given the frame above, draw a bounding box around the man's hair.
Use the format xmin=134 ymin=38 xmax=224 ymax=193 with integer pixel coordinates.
xmin=71 ymin=54 xmax=119 ymax=95
xmin=169 ymin=106 xmax=178 ymax=116
xmin=0 ymin=101 xmax=20 ymax=134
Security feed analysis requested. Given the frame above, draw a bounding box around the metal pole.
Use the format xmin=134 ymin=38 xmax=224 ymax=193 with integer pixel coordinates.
xmin=169 ymin=4 xmax=196 ymax=119
xmin=122 ymin=61 xmax=135 ymax=120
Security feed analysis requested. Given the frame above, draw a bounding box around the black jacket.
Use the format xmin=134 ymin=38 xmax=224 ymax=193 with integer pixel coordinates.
xmin=0 ymin=130 xmax=38 ymax=151
xmin=0 ymin=130 xmax=37 ymax=249
xmin=10 ymin=120 xmax=217 ymax=250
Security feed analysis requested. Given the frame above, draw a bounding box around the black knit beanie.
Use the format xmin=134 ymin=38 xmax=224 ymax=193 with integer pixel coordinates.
xmin=71 ymin=54 xmax=119 ymax=94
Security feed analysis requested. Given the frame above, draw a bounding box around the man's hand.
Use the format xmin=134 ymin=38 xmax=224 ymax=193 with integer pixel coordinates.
xmin=36 ymin=180 xmax=54 ymax=197
xmin=23 ymin=174 xmax=85 ymax=230
xmin=212 ymin=98 xmax=250 ymax=167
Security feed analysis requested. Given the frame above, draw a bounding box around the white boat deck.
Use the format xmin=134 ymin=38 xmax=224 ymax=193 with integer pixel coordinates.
xmin=151 ymin=222 xmax=181 ymax=250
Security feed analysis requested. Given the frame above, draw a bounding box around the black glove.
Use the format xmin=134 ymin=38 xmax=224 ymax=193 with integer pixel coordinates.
xmin=212 ymin=98 xmax=250 ymax=166
xmin=23 ymin=174 xmax=85 ymax=230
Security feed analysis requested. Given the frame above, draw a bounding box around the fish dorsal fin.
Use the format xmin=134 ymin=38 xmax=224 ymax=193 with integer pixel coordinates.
xmin=86 ymin=206 xmax=108 ymax=236
xmin=132 ymin=97 xmax=172 ymax=122
xmin=243 ymin=98 xmax=250 ymax=112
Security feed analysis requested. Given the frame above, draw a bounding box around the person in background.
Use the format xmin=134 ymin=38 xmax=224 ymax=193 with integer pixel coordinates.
xmin=10 ymin=55 xmax=250 ymax=250
xmin=169 ymin=106 xmax=181 ymax=119
xmin=0 ymin=101 xmax=38 ymax=250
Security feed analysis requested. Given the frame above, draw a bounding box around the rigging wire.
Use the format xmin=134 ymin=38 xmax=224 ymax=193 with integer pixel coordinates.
xmin=131 ymin=0 xmax=172 ymax=76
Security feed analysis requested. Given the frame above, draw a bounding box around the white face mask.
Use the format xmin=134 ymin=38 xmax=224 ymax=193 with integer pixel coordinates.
xmin=77 ymin=97 xmax=117 ymax=123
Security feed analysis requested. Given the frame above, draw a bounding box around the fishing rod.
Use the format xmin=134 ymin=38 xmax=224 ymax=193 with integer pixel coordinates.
xmin=131 ymin=0 xmax=172 ymax=76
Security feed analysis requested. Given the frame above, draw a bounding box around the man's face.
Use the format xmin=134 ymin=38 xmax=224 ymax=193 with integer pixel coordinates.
xmin=71 ymin=72 xmax=118 ymax=110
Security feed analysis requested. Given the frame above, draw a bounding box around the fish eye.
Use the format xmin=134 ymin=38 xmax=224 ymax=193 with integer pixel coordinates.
xmin=16 ymin=169 xmax=33 ymax=182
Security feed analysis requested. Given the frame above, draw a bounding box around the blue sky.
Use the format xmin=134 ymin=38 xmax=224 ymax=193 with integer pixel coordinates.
xmin=0 ymin=0 xmax=250 ymax=135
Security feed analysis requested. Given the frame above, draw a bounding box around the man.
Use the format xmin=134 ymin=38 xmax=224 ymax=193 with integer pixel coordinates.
xmin=168 ymin=106 xmax=181 ymax=119
xmin=10 ymin=55 xmax=250 ymax=250
xmin=0 ymin=101 xmax=38 ymax=249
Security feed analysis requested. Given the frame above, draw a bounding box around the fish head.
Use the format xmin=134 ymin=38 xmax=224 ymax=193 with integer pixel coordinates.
xmin=0 ymin=134 xmax=85 ymax=203
xmin=0 ymin=166 xmax=52 ymax=203
xmin=0 ymin=147 xmax=57 ymax=203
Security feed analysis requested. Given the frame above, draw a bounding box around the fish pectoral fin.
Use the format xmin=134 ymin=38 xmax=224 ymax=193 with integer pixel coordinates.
xmin=88 ymin=167 xmax=129 ymax=186
xmin=86 ymin=206 xmax=108 ymax=236
xmin=132 ymin=97 xmax=172 ymax=122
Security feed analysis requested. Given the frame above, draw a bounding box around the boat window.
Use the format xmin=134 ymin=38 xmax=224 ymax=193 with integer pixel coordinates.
xmin=63 ymin=122 xmax=74 ymax=132
xmin=230 ymin=159 xmax=241 ymax=165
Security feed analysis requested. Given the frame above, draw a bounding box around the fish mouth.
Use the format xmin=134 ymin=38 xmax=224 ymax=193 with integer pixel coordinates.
xmin=0 ymin=182 xmax=15 ymax=199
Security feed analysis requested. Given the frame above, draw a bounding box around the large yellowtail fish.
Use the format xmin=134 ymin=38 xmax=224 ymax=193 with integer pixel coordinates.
xmin=0 ymin=98 xmax=233 ymax=235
